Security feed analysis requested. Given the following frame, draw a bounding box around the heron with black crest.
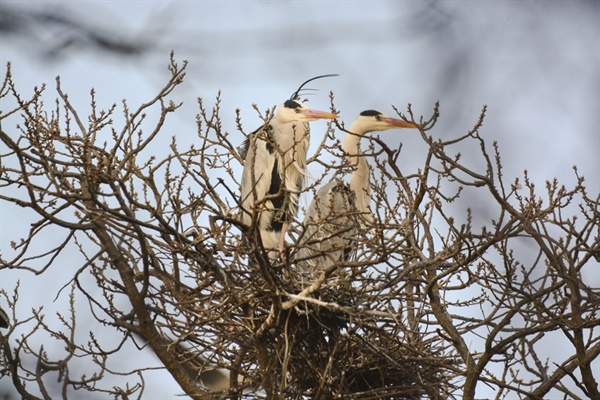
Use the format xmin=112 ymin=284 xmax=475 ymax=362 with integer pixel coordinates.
xmin=239 ymin=75 xmax=338 ymax=259
xmin=296 ymin=110 xmax=417 ymax=275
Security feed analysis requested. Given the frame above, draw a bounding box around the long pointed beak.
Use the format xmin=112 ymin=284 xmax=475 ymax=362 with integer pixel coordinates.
xmin=382 ymin=117 xmax=418 ymax=129
xmin=301 ymin=108 xmax=338 ymax=121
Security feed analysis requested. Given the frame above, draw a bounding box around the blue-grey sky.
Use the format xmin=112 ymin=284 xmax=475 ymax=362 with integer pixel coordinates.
xmin=1 ymin=1 xmax=598 ymax=398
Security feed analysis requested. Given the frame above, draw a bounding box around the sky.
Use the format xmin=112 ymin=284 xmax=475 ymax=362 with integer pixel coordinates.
xmin=1 ymin=1 xmax=598 ymax=398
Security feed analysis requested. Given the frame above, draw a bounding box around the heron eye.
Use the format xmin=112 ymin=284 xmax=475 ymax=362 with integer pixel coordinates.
xmin=375 ymin=115 xmax=382 ymax=121
xmin=294 ymin=108 xmax=301 ymax=113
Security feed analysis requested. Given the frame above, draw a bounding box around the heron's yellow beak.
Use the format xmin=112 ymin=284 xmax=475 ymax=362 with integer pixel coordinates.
xmin=300 ymin=109 xmax=338 ymax=121
xmin=382 ymin=117 xmax=417 ymax=129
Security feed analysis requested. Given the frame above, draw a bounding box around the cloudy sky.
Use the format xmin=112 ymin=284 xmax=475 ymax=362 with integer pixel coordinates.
xmin=1 ymin=1 xmax=598 ymax=398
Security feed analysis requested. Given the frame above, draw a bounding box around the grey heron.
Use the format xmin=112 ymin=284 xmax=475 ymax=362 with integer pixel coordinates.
xmin=239 ymin=75 xmax=338 ymax=259
xmin=296 ymin=110 xmax=417 ymax=278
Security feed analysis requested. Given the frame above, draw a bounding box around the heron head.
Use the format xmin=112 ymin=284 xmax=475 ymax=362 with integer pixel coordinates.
xmin=351 ymin=110 xmax=417 ymax=134
xmin=275 ymin=100 xmax=338 ymax=123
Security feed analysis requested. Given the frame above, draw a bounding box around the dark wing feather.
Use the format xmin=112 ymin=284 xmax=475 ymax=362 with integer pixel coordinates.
xmin=238 ymin=123 xmax=273 ymax=161
xmin=0 ymin=307 xmax=9 ymax=329
xmin=267 ymin=157 xmax=285 ymax=232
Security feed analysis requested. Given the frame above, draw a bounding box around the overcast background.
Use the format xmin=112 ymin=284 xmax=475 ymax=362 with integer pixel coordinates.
xmin=1 ymin=1 xmax=598 ymax=398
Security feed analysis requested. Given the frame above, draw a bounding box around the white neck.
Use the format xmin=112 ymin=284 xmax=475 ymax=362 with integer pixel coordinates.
xmin=271 ymin=118 xmax=308 ymax=155
xmin=343 ymin=121 xmax=371 ymax=216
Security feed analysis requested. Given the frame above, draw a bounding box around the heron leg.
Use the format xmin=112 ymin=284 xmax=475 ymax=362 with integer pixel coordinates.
xmin=278 ymin=222 xmax=288 ymax=254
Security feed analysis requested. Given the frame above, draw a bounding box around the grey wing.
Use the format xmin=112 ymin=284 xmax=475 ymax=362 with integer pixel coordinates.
xmin=296 ymin=179 xmax=359 ymax=275
xmin=238 ymin=123 xmax=267 ymax=161
xmin=238 ymin=136 xmax=250 ymax=161
xmin=240 ymin=132 xmax=277 ymax=229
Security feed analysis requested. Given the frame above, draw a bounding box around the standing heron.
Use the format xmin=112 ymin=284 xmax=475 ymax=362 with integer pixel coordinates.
xmin=296 ymin=110 xmax=417 ymax=276
xmin=239 ymin=75 xmax=338 ymax=259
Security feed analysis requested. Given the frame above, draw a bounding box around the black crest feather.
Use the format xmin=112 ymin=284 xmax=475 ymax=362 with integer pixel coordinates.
xmin=360 ymin=110 xmax=383 ymax=117
xmin=289 ymin=74 xmax=339 ymax=101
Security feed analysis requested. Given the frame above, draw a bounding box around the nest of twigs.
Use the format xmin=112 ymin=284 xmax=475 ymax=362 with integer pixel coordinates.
xmin=264 ymin=281 xmax=450 ymax=399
